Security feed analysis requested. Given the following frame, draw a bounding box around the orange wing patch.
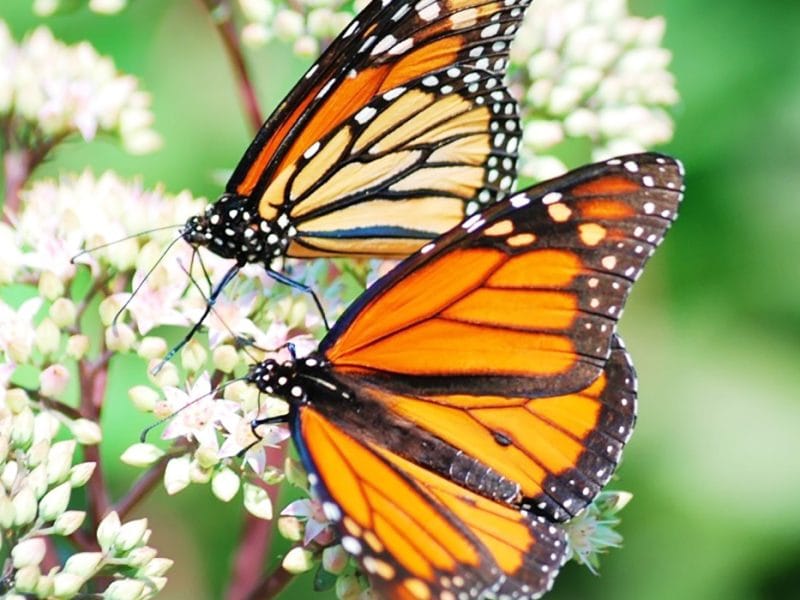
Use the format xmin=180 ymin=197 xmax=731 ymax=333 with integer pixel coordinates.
xmin=296 ymin=406 xmax=567 ymax=599
xmin=353 ymin=339 xmax=637 ymax=522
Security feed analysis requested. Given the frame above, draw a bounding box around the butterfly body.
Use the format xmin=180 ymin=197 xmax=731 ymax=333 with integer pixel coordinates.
xmin=247 ymin=153 xmax=684 ymax=598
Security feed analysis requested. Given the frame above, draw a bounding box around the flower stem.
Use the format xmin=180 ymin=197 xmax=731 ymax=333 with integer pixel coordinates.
xmin=242 ymin=560 xmax=296 ymax=600
xmin=197 ymin=0 xmax=264 ymax=133
xmin=114 ymin=455 xmax=171 ymax=520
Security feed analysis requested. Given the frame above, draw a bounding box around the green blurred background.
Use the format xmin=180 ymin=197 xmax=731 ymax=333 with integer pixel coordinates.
xmin=2 ymin=0 xmax=800 ymax=598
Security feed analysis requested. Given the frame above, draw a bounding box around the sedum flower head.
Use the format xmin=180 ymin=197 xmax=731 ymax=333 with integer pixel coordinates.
xmin=235 ymin=0 xmax=353 ymax=54
xmin=0 ymin=21 xmax=159 ymax=154
xmin=509 ymin=0 xmax=679 ymax=180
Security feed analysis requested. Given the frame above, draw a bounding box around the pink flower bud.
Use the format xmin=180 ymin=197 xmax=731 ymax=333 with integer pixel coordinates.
xmin=39 ymin=364 xmax=69 ymax=397
xmin=11 ymin=537 xmax=46 ymax=568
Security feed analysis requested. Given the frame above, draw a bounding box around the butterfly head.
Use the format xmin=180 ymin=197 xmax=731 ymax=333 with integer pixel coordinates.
xmin=181 ymin=193 xmax=286 ymax=265
xmin=247 ymin=357 xmax=306 ymax=402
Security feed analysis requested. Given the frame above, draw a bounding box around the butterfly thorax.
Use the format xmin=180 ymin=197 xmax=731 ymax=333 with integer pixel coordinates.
xmin=247 ymin=354 xmax=330 ymax=404
xmin=182 ymin=193 xmax=290 ymax=265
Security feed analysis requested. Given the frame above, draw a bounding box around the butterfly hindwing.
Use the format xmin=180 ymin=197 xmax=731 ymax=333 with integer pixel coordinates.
xmin=321 ymin=152 xmax=684 ymax=397
xmin=295 ymin=404 xmax=567 ymax=600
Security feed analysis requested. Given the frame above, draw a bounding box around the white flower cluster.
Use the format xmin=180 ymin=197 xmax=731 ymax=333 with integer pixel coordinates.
xmin=0 ymin=21 xmax=160 ymax=154
xmin=510 ymin=0 xmax=679 ymax=180
xmin=235 ymin=0 xmax=355 ymax=57
xmin=0 ymin=398 xmax=170 ymax=597
xmin=33 ymin=0 xmax=128 ymax=17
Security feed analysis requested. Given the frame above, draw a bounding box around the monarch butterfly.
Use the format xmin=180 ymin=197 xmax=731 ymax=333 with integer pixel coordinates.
xmin=169 ymin=0 xmax=536 ymax=355
xmin=246 ymin=152 xmax=685 ymax=598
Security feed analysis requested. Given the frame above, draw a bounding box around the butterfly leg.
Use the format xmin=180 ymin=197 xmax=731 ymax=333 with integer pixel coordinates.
xmin=266 ymin=268 xmax=330 ymax=330
xmin=152 ymin=263 xmax=241 ymax=374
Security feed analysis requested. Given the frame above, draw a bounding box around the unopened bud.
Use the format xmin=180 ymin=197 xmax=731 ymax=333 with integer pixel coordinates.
xmin=12 ymin=486 xmax=37 ymax=526
xmin=13 ymin=565 xmax=40 ymax=593
xmin=148 ymin=360 xmax=179 ymax=388
xmin=69 ymin=462 xmax=96 ymax=487
xmin=63 ymin=552 xmax=103 ymax=577
xmin=189 ymin=460 xmax=212 ymax=484
xmin=39 ymin=481 xmax=71 ymax=520
xmin=69 ymin=418 xmax=102 ymax=445
xmin=137 ymin=336 xmax=167 ymax=360
xmin=139 ymin=556 xmax=173 ymax=578
xmin=277 ymin=515 xmax=304 ymax=542
xmin=33 ymin=411 xmax=60 ymax=444
xmin=6 ymin=388 xmax=29 ymax=414
xmin=282 ymin=546 xmax=314 ymax=574
xmin=181 ymin=340 xmax=207 ymax=373
xmin=211 ymin=467 xmax=240 ymax=502
xmin=1 ymin=460 xmax=19 ymax=490
xmin=11 ymin=537 xmax=46 ymax=568
xmin=26 ymin=464 xmax=49 ymax=498
xmin=47 ymin=440 xmax=77 ymax=484
xmin=38 ymin=272 xmax=64 ymax=301
xmin=53 ymin=510 xmax=86 ymax=535
xmin=52 ymin=572 xmax=85 ymax=597
xmin=39 ymin=364 xmax=70 ymax=398
xmin=243 ymin=483 xmax=272 ymax=520
xmin=293 ymin=35 xmax=320 ymax=58
xmin=35 ymin=318 xmax=61 ymax=356
xmin=97 ymin=511 xmax=122 ymax=552
xmin=103 ymin=578 xmax=145 ymax=600
xmin=10 ymin=408 xmax=34 ymax=448
xmin=126 ymin=545 xmax=157 ymax=568
xmin=66 ymin=334 xmax=90 ymax=359
xmin=49 ymin=298 xmax=77 ymax=328
xmin=322 ymin=544 xmax=349 ymax=575
xmin=128 ymin=385 xmax=158 ymax=412
xmin=114 ymin=518 xmax=149 ymax=552
xmin=34 ymin=571 xmax=54 ymax=597
xmin=0 ymin=493 xmax=14 ymax=528
xmin=27 ymin=440 xmax=50 ymax=468
xmin=164 ymin=456 xmax=191 ymax=495
xmin=212 ymin=344 xmax=239 ymax=373
xmin=98 ymin=296 xmax=124 ymax=326
xmin=105 ymin=324 xmax=136 ymax=352
xmin=120 ymin=443 xmax=164 ymax=467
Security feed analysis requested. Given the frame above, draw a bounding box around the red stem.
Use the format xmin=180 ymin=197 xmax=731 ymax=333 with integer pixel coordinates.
xmin=197 ymin=0 xmax=264 ymax=132
xmin=228 ymin=445 xmax=288 ymax=600
xmin=242 ymin=562 xmax=296 ymax=600
xmin=114 ymin=455 xmax=171 ymax=520
xmin=2 ymin=148 xmax=30 ymax=222
xmin=79 ymin=355 xmax=112 ymax=527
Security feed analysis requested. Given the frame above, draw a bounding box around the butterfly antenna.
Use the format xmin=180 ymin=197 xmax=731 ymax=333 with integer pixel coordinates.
xmin=70 ymin=223 xmax=184 ymax=264
xmin=195 ymin=246 xmax=215 ymax=290
xmin=266 ymin=268 xmax=330 ymax=330
xmin=111 ymin=234 xmax=185 ymax=332
xmin=152 ymin=262 xmax=240 ymax=375
xmin=139 ymin=375 xmax=245 ymax=443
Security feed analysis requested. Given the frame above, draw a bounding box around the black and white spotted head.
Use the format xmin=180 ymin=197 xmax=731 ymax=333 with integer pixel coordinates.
xmin=181 ymin=193 xmax=289 ymax=266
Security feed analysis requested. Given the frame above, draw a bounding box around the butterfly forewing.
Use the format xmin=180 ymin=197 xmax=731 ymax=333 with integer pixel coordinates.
xmin=187 ymin=0 xmax=536 ymax=268
xmin=279 ymin=69 xmax=520 ymax=258
xmin=321 ymin=152 xmax=684 ymax=397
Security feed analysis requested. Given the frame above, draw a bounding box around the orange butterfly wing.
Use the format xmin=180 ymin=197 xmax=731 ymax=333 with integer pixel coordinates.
xmin=212 ymin=0 xmax=535 ymax=259
xmin=326 ymin=337 xmax=638 ymax=522
xmin=321 ymin=153 xmax=684 ymax=396
xmin=295 ymin=405 xmax=567 ymax=599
